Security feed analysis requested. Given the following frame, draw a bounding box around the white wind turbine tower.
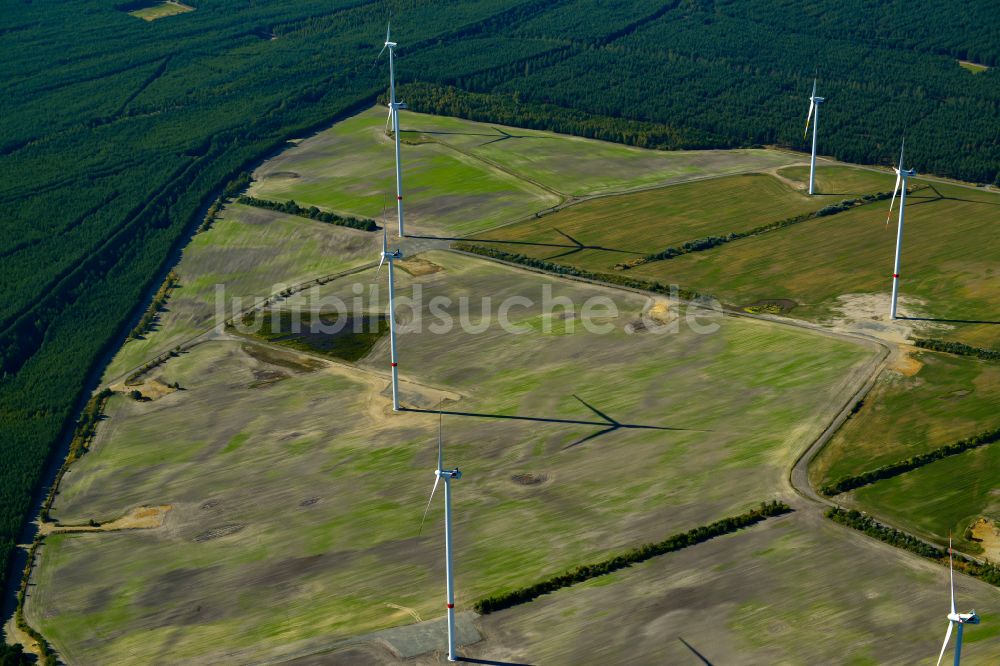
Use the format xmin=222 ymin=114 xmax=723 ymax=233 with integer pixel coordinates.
xmin=885 ymin=140 xmax=916 ymax=320
xmin=419 ymin=414 xmax=464 ymax=662
xmin=936 ymin=536 xmax=980 ymax=666
xmin=804 ymin=78 xmax=824 ymax=195
xmin=376 ymin=226 xmax=402 ymax=410
xmin=375 ymin=23 xmax=408 ymax=237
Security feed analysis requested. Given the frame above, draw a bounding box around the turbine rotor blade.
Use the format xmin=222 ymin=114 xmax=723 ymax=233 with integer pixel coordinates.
xmin=804 ymin=100 xmax=815 ymax=138
xmin=949 ymin=535 xmax=956 ymax=615
xmin=885 ymin=172 xmax=902 ymax=226
xmin=386 ymin=21 xmax=391 ymax=45
xmin=386 ymin=107 xmax=393 ymax=134
xmin=372 ymin=43 xmax=387 ymax=68
xmin=418 ymin=474 xmax=441 ymax=535
xmin=936 ymin=621 xmax=954 ymax=666
xmin=437 ymin=412 xmax=444 ymax=471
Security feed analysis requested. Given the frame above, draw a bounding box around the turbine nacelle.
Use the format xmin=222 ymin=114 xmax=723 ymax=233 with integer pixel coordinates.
xmin=949 ymin=611 xmax=981 ymax=625
xmin=384 ymin=40 xmax=397 ymax=49
xmin=436 ymin=468 xmax=462 ymax=481
xmin=811 ymin=95 xmax=825 ymax=104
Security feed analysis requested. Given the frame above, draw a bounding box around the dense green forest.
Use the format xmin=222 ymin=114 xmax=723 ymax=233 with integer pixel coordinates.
xmin=2 ymin=0 xmax=1000 ymax=597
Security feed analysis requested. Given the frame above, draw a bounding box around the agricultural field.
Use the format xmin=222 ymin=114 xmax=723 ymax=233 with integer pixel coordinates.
xmin=848 ymin=440 xmax=1000 ymax=558
xmin=15 ymin=105 xmax=1000 ymax=664
xmin=26 ymin=251 xmax=878 ymax=663
xmin=250 ymin=109 xmax=560 ymax=237
xmin=470 ymin=162 xmax=1000 ymax=349
xmin=250 ymin=108 xmax=800 ymax=236
xmin=449 ymin=513 xmax=1000 ymax=666
xmin=467 ymin=169 xmax=875 ymax=273
xmin=813 ymin=351 xmax=1000 ymax=485
xmin=126 ymin=1 xmax=194 ymax=21
xmin=102 ymin=203 xmax=379 ymax=382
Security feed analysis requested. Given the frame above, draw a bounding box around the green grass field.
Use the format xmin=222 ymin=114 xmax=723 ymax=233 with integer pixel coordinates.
xmin=468 ymin=171 xmax=860 ymax=273
xmin=128 ymin=1 xmax=193 ymax=21
xmin=397 ymin=112 xmax=798 ymax=197
xmin=250 ymin=107 xmax=800 ymax=237
xmin=849 ymin=442 xmax=1000 ymax=555
xmin=102 ymin=203 xmax=378 ymax=382
xmin=251 ymin=109 xmax=560 ymax=236
xmin=812 ymin=350 xmax=1000 ymax=487
xmin=28 ymin=251 xmax=875 ymax=663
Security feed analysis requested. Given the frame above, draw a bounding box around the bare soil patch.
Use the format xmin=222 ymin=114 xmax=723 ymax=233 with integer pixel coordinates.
xmin=111 ymin=376 xmax=177 ymax=399
xmin=890 ymin=345 xmax=924 ymax=377
xmin=40 ymin=504 xmax=172 ymax=535
xmin=970 ymin=517 xmax=1000 ymax=561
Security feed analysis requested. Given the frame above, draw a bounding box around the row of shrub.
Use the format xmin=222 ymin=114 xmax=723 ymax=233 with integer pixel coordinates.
xmin=474 ymin=500 xmax=791 ymax=614
xmin=820 ymin=426 xmax=1000 ymax=496
xmin=19 ymin=388 xmax=113 ymax=665
xmin=237 ymin=196 xmax=377 ymax=231
xmin=452 ymin=242 xmax=705 ymax=302
xmin=127 ymin=271 xmax=178 ymax=341
xmin=826 ymin=508 xmax=1000 ymax=586
xmin=914 ymin=338 xmax=1000 ymax=361
xmin=615 ymin=190 xmax=895 ymax=270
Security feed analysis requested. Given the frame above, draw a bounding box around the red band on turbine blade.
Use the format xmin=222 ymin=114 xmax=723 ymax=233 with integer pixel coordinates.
xmin=893 ymin=274 xmax=899 ymax=278
xmin=391 ymin=362 xmax=397 ymax=367
xmin=397 ymin=196 xmax=402 ymax=200
xmin=446 ymin=603 xmax=454 ymax=609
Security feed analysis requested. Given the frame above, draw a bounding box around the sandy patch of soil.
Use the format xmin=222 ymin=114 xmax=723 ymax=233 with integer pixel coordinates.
xmin=111 ymin=377 xmax=177 ymax=400
xmin=890 ymin=345 xmax=924 ymax=377
xmin=39 ymin=505 xmax=173 ymax=536
xmin=970 ymin=517 xmax=1000 ymax=561
xmin=824 ymin=292 xmax=950 ymax=344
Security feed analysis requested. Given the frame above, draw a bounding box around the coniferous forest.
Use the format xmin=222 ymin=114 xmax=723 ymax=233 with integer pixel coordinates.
xmin=2 ymin=0 xmax=1000 ymax=592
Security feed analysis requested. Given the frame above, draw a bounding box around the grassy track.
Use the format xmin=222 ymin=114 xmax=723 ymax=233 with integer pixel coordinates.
xmin=28 ymin=251 xmax=874 ymax=663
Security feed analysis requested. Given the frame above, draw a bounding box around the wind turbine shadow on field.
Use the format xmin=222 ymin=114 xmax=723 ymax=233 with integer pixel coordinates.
xmin=678 ymin=637 xmax=715 ymax=665
xmin=456 ymin=657 xmax=534 ymax=666
xmin=406 ymin=230 xmax=642 ymax=257
xmin=402 ymin=394 xmax=706 ymax=450
xmin=907 ymin=183 xmax=1000 ymax=207
xmin=898 ymin=316 xmax=1000 ymax=325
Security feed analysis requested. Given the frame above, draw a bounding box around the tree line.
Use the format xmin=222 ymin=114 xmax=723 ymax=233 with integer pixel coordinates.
xmin=475 ymin=501 xmax=791 ymax=614
xmin=914 ymin=338 xmax=1000 ymax=362
xmin=452 ymin=242 xmax=705 ymax=302
xmin=821 ymin=426 xmax=1000 ymax=496
xmin=615 ymin=190 xmax=896 ymax=270
xmin=236 ymin=196 xmax=377 ymax=231
xmin=827 ymin=508 xmax=1000 ymax=587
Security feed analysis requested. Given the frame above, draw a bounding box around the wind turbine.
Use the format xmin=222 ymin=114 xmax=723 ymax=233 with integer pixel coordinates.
xmin=885 ymin=141 xmax=916 ymax=320
xmin=936 ymin=536 xmax=980 ymax=666
xmin=804 ymin=78 xmax=824 ymax=195
xmin=376 ymin=225 xmax=402 ymax=410
xmin=375 ymin=23 xmax=407 ymax=237
xmin=419 ymin=414 xmax=463 ymax=662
